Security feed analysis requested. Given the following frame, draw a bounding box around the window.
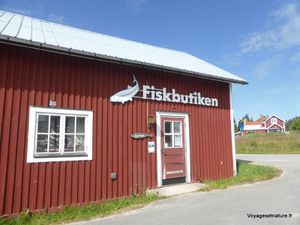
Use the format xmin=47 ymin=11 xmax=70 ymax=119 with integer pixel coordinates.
xmin=271 ymin=117 xmax=277 ymax=124
xmin=164 ymin=121 xmax=182 ymax=148
xmin=27 ymin=106 xmax=93 ymax=163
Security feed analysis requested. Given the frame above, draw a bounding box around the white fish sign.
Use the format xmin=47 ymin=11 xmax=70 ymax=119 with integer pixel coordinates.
xmin=110 ymin=75 xmax=139 ymax=104
xmin=130 ymin=133 xmax=152 ymax=139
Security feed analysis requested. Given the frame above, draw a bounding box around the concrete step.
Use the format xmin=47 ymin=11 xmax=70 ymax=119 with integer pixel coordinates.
xmin=147 ymin=183 xmax=206 ymax=197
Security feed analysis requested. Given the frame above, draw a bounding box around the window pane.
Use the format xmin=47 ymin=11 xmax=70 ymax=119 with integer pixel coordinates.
xmin=64 ymin=135 xmax=74 ymax=152
xmin=164 ymin=135 xmax=173 ymax=148
xmin=38 ymin=115 xmax=49 ymax=133
xmin=76 ymin=135 xmax=85 ymax=151
xmin=37 ymin=134 xmax=48 ymax=152
xmin=50 ymin=116 xmax=60 ymax=133
xmin=174 ymin=134 xmax=182 ymax=147
xmin=49 ymin=134 xmax=59 ymax=152
xmin=76 ymin=117 xmax=85 ymax=133
xmin=65 ymin=117 xmax=75 ymax=133
xmin=164 ymin=121 xmax=172 ymax=133
xmin=174 ymin=122 xmax=181 ymax=133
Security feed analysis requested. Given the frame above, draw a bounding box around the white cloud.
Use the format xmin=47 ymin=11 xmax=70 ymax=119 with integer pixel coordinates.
xmin=2 ymin=7 xmax=33 ymax=16
xmin=252 ymin=56 xmax=280 ymax=79
xmin=221 ymin=53 xmax=242 ymax=68
xmin=290 ymin=52 xmax=300 ymax=62
xmin=48 ymin=13 xmax=65 ymax=24
xmin=240 ymin=2 xmax=300 ymax=53
xmin=271 ymin=3 xmax=298 ymax=20
xmin=126 ymin=0 xmax=149 ymax=12
xmin=253 ymin=60 xmax=274 ymax=79
xmin=290 ymin=67 xmax=300 ymax=76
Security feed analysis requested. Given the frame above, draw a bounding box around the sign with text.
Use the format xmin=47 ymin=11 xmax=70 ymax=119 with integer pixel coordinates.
xmin=110 ymin=75 xmax=218 ymax=107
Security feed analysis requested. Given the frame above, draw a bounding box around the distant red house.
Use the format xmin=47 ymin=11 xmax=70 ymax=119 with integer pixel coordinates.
xmin=241 ymin=115 xmax=286 ymax=135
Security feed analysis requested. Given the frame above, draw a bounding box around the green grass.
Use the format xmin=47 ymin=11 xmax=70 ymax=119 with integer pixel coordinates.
xmin=0 ymin=194 xmax=161 ymax=225
xmin=236 ymin=131 xmax=300 ymax=154
xmin=201 ymin=162 xmax=282 ymax=191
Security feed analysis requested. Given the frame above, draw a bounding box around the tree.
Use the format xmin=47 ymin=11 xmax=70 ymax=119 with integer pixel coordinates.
xmin=291 ymin=118 xmax=300 ymax=131
xmin=287 ymin=116 xmax=300 ymax=131
xmin=243 ymin=114 xmax=250 ymax=122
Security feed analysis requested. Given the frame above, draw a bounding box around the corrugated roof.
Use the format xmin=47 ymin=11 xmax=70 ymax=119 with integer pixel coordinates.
xmin=245 ymin=121 xmax=262 ymax=125
xmin=0 ymin=10 xmax=247 ymax=84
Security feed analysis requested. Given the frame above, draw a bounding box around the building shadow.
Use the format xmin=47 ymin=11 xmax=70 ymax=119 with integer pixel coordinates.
xmin=236 ymin=159 xmax=253 ymax=173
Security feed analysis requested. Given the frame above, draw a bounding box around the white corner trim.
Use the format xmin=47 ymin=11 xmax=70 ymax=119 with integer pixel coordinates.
xmin=27 ymin=106 xmax=93 ymax=163
xmin=156 ymin=114 xmax=162 ymax=187
xmin=229 ymin=84 xmax=237 ymax=176
xmin=156 ymin=112 xmax=191 ymax=187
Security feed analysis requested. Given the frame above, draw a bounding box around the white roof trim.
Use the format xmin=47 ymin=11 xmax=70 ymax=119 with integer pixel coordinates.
xmin=0 ymin=10 xmax=247 ymax=84
xmin=263 ymin=115 xmax=286 ymax=124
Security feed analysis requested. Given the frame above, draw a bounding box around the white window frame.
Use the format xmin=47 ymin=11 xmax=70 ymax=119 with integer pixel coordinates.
xmin=271 ymin=117 xmax=277 ymax=124
xmin=27 ymin=106 xmax=93 ymax=163
xmin=163 ymin=120 xmax=183 ymax=148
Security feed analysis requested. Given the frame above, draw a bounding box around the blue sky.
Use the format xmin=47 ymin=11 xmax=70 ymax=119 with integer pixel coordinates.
xmin=1 ymin=0 xmax=300 ymax=121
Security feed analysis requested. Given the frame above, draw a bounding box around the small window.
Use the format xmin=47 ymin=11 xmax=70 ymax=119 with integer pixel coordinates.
xmin=271 ymin=118 xmax=277 ymax=124
xmin=27 ymin=106 xmax=93 ymax=163
xmin=164 ymin=121 xmax=183 ymax=148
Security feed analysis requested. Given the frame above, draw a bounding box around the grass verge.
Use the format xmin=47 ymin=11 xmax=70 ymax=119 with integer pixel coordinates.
xmin=236 ymin=131 xmax=300 ymax=154
xmin=0 ymin=194 xmax=161 ymax=225
xmin=201 ymin=162 xmax=282 ymax=191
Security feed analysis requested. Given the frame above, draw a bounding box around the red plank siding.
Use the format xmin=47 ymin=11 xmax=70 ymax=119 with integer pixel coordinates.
xmin=265 ymin=116 xmax=284 ymax=128
xmin=0 ymin=43 xmax=234 ymax=216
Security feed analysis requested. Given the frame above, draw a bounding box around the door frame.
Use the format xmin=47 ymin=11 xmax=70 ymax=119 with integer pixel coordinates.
xmin=156 ymin=112 xmax=191 ymax=187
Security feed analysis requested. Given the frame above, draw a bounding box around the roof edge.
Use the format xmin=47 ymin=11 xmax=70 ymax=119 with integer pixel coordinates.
xmin=0 ymin=35 xmax=248 ymax=85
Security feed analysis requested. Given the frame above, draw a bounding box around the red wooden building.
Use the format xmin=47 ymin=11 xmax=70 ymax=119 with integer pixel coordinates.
xmin=0 ymin=10 xmax=247 ymax=217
